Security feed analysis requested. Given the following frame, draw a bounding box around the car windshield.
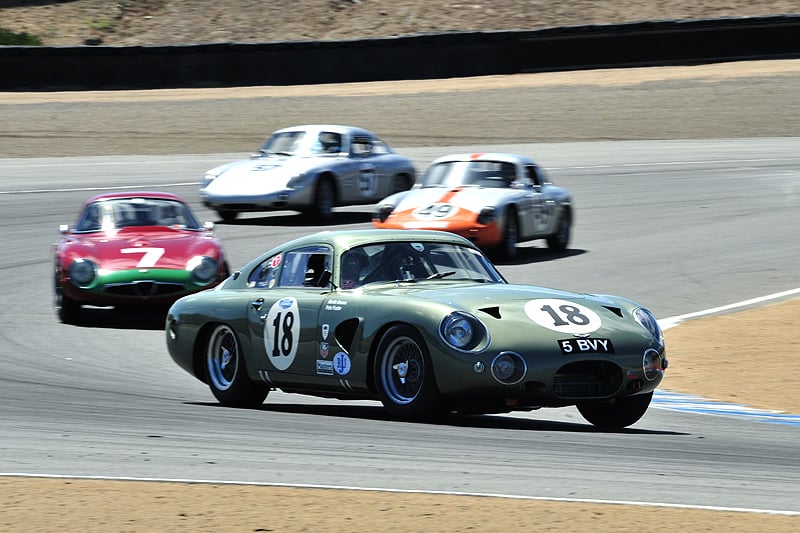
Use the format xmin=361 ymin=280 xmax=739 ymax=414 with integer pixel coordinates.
xmin=421 ymin=160 xmax=516 ymax=188
xmin=74 ymin=198 xmax=202 ymax=232
xmin=339 ymin=241 xmax=505 ymax=288
xmin=258 ymin=131 xmax=306 ymax=156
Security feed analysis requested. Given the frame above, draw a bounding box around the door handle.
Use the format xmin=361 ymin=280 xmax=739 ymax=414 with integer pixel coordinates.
xmin=251 ymin=298 xmax=264 ymax=311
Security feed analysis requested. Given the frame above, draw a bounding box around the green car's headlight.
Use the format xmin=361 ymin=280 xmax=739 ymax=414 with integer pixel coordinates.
xmin=68 ymin=258 xmax=97 ymax=287
xmin=634 ymin=307 xmax=663 ymax=342
xmin=439 ymin=312 xmax=489 ymax=352
xmin=187 ymin=256 xmax=219 ymax=284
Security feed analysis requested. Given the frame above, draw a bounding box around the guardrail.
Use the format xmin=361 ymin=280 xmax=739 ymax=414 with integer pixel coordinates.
xmin=1 ymin=15 xmax=798 ymax=91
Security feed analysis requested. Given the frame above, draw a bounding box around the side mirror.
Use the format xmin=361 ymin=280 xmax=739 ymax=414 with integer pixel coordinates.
xmin=59 ymin=224 xmax=70 ymax=234
xmin=203 ymin=221 xmax=215 ymax=233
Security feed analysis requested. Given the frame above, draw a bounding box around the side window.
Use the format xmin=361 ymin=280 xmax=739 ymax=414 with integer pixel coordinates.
xmin=248 ymin=254 xmax=282 ymax=288
xmin=278 ymin=246 xmax=331 ymax=288
xmin=526 ymin=165 xmax=543 ymax=187
xmin=351 ymin=136 xmax=374 ymax=157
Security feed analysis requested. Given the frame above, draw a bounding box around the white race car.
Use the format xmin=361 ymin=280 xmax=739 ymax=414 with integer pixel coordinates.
xmin=201 ymin=125 xmax=416 ymax=222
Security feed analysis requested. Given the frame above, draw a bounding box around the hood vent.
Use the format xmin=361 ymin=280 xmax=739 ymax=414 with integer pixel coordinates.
xmin=479 ymin=306 xmax=501 ymax=319
xmin=603 ymin=306 xmax=623 ymax=317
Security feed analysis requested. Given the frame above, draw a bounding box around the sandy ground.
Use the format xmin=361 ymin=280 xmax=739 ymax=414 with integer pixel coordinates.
xmin=1 ymin=61 xmax=799 ymax=530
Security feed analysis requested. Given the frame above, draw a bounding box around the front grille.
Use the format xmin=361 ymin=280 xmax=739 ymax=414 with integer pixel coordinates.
xmin=103 ymin=281 xmax=186 ymax=298
xmin=553 ymin=360 xmax=622 ymax=399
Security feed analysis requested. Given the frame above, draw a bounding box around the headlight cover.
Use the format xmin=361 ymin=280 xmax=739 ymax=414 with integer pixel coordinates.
xmin=439 ymin=311 xmax=489 ymax=352
xmin=286 ymin=174 xmax=305 ymax=189
xmin=187 ymin=256 xmax=219 ymax=284
xmin=374 ymin=204 xmax=394 ymax=223
xmin=476 ymin=206 xmax=497 ymax=225
xmin=68 ymin=258 xmax=97 ymax=287
xmin=634 ymin=307 xmax=663 ymax=342
xmin=201 ymin=172 xmax=220 ymax=188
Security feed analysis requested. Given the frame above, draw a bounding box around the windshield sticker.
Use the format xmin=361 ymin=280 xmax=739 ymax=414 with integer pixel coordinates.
xmin=263 ymin=297 xmax=300 ymax=371
xmin=271 ymin=254 xmax=282 ymax=268
xmin=524 ymin=299 xmax=601 ymax=334
xmin=333 ymin=352 xmax=352 ymax=376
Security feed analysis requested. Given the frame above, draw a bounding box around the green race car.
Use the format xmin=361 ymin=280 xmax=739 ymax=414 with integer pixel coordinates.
xmin=166 ymin=229 xmax=666 ymax=428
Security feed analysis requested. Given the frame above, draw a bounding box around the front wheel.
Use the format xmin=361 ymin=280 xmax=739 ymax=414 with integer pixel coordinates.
xmin=546 ymin=209 xmax=571 ymax=252
xmin=374 ymin=325 xmax=444 ymax=420
xmin=217 ymin=209 xmax=238 ymax=223
xmin=312 ymin=177 xmax=336 ymax=223
xmin=55 ymin=288 xmax=81 ymax=324
xmin=494 ymin=209 xmax=519 ymax=262
xmin=577 ymin=392 xmax=653 ymax=429
xmin=206 ymin=324 xmax=269 ymax=408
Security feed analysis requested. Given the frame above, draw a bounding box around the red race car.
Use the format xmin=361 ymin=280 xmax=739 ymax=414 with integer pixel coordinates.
xmin=373 ymin=152 xmax=573 ymax=261
xmin=53 ymin=191 xmax=230 ymax=323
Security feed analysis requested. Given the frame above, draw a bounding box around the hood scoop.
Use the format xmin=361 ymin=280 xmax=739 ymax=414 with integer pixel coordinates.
xmin=478 ymin=306 xmax=502 ymax=319
xmin=603 ymin=306 xmax=623 ymax=317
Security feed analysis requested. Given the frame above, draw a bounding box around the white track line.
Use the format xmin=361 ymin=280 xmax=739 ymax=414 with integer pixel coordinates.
xmin=1 ymin=473 xmax=797 ymax=516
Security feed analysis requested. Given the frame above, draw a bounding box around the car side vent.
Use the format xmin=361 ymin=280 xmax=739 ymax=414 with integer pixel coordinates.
xmin=603 ymin=306 xmax=623 ymax=317
xmin=479 ymin=306 xmax=501 ymax=319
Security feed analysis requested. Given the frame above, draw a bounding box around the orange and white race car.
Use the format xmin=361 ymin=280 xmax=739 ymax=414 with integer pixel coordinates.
xmin=372 ymin=152 xmax=573 ymax=260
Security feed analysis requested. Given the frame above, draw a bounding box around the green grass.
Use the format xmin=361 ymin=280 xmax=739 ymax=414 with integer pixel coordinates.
xmin=0 ymin=28 xmax=43 ymax=45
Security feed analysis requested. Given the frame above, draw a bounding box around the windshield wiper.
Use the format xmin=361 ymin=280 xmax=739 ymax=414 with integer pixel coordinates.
xmin=426 ymin=271 xmax=456 ymax=280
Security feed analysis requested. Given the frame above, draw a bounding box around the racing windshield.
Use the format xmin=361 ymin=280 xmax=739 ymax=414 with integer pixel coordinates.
xmin=75 ymin=198 xmax=202 ymax=232
xmin=422 ymin=160 xmax=516 ymax=188
xmin=340 ymin=241 xmax=505 ymax=288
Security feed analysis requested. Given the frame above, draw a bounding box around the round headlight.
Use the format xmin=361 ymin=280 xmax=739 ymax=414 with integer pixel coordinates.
xmin=188 ymin=256 xmax=219 ymax=284
xmin=441 ymin=314 xmax=473 ymax=348
xmin=634 ymin=307 xmax=662 ymax=342
xmin=68 ymin=258 xmax=97 ymax=287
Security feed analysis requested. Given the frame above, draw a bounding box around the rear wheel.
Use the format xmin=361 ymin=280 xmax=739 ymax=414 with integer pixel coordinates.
xmin=391 ymin=173 xmax=412 ymax=194
xmin=374 ymin=325 xmax=444 ymax=419
xmin=577 ymin=392 xmax=653 ymax=429
xmin=206 ymin=324 xmax=268 ymax=408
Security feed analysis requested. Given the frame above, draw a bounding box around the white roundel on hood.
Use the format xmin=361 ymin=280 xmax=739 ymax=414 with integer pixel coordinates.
xmin=524 ymin=298 xmax=602 ymax=334
xmin=206 ymin=159 xmax=302 ymax=195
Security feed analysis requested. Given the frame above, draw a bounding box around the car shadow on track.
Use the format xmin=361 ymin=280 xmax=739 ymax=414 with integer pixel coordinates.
xmin=217 ymin=210 xmax=373 ymax=227
xmin=67 ymin=306 xmax=167 ymax=330
xmin=492 ymin=247 xmax=587 ymax=266
xmin=191 ymin=401 xmax=686 ymax=435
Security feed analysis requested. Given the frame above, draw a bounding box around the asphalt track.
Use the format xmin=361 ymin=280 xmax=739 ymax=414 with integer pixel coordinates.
xmin=0 ymin=137 xmax=798 ymax=513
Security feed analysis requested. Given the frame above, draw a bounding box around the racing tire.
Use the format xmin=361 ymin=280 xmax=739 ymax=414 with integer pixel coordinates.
xmin=495 ymin=208 xmax=519 ymax=262
xmin=217 ymin=209 xmax=238 ymax=223
xmin=205 ymin=323 xmax=269 ymax=408
xmin=577 ymin=391 xmax=653 ymax=429
xmin=546 ymin=209 xmax=571 ymax=252
xmin=312 ymin=177 xmax=336 ymax=223
xmin=374 ymin=325 xmax=444 ymax=420
xmin=55 ymin=288 xmax=81 ymax=324
xmin=391 ymin=173 xmax=412 ymax=194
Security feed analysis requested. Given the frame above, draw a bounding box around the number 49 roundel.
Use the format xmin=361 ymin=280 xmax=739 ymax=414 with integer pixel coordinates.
xmin=263 ymin=297 xmax=300 ymax=370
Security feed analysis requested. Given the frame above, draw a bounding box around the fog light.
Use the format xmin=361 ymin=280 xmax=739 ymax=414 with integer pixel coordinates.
xmin=643 ymin=348 xmax=663 ymax=381
xmin=491 ymin=352 xmax=526 ymax=385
